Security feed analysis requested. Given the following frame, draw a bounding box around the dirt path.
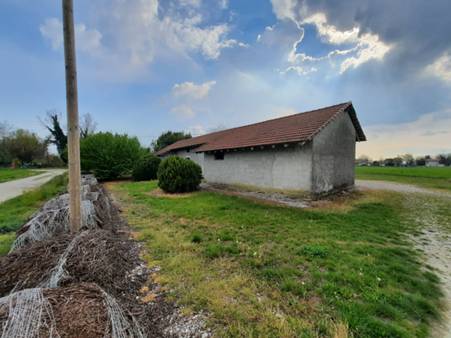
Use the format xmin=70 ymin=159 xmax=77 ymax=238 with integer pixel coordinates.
xmin=0 ymin=169 xmax=66 ymax=203
xmin=357 ymin=179 xmax=451 ymax=337
xmin=356 ymin=179 xmax=451 ymax=198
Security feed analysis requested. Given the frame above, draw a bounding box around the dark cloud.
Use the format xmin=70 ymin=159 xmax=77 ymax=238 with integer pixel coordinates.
xmin=283 ymin=0 xmax=451 ymax=74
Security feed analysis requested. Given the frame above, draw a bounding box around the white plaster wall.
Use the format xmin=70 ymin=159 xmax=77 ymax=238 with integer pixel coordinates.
xmin=172 ymin=149 xmax=205 ymax=171
xmin=312 ymin=111 xmax=356 ymax=193
xmin=201 ymin=144 xmax=312 ymax=191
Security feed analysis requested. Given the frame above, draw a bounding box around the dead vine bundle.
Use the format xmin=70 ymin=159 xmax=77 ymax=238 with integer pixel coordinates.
xmin=10 ymin=175 xmax=117 ymax=252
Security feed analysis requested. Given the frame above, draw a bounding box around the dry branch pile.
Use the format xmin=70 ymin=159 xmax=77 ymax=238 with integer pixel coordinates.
xmin=0 ymin=175 xmax=210 ymax=338
xmin=10 ymin=175 xmax=119 ymax=251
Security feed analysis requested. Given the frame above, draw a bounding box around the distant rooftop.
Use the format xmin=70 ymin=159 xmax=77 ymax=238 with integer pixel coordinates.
xmin=157 ymin=102 xmax=366 ymax=155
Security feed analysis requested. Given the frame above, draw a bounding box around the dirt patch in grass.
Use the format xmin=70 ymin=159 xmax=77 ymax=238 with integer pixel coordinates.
xmin=147 ymin=188 xmax=197 ymax=199
xmin=201 ymin=182 xmax=310 ymax=208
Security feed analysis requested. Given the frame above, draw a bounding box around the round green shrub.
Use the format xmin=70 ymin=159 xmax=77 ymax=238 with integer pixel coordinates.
xmin=80 ymin=132 xmax=144 ymax=180
xmin=132 ymin=153 xmax=161 ymax=181
xmin=157 ymin=156 xmax=202 ymax=193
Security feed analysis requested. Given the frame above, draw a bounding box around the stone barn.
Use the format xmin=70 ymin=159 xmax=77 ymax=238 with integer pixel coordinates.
xmin=156 ymin=102 xmax=366 ymax=194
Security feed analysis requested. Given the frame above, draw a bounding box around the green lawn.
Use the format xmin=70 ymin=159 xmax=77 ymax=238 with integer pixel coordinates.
xmin=356 ymin=166 xmax=451 ymax=191
xmin=110 ymin=181 xmax=444 ymax=338
xmin=0 ymin=174 xmax=67 ymax=255
xmin=0 ymin=168 xmax=41 ymax=183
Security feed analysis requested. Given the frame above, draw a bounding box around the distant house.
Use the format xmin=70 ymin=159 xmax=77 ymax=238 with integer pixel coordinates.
xmin=157 ymin=102 xmax=366 ymax=194
xmin=425 ymin=159 xmax=443 ymax=167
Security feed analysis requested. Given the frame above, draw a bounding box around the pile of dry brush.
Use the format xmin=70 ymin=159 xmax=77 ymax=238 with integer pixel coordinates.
xmin=0 ymin=175 xmax=210 ymax=338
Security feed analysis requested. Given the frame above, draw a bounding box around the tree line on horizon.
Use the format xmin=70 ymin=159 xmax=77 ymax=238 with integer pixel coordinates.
xmin=356 ymin=153 xmax=451 ymax=167
xmin=0 ymin=111 xmax=192 ymax=168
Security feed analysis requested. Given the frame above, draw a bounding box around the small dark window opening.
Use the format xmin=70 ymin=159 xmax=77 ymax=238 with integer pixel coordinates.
xmin=214 ymin=152 xmax=224 ymax=160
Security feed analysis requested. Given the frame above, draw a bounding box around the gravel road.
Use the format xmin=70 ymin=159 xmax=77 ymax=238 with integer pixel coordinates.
xmin=0 ymin=169 xmax=66 ymax=203
xmin=356 ymin=179 xmax=451 ymax=198
xmin=357 ymin=179 xmax=451 ymax=337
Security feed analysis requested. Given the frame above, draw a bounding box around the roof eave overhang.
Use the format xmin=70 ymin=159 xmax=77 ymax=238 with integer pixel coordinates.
xmin=346 ymin=104 xmax=367 ymax=142
xmin=195 ymin=139 xmax=311 ymax=153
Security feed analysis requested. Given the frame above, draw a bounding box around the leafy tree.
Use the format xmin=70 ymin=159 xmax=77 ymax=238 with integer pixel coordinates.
xmin=356 ymin=155 xmax=371 ymax=166
xmin=3 ymin=129 xmax=48 ymax=164
xmin=151 ymin=131 xmax=191 ymax=152
xmin=447 ymin=154 xmax=451 ymax=166
xmin=44 ymin=112 xmax=67 ymax=163
xmin=401 ymin=154 xmax=415 ymax=166
xmin=393 ymin=157 xmax=403 ymax=167
xmin=80 ymin=132 xmax=145 ymax=180
xmin=0 ymin=140 xmax=11 ymax=166
xmin=0 ymin=122 xmax=12 ymax=165
xmin=437 ymin=154 xmax=451 ymax=166
xmin=384 ymin=158 xmax=395 ymax=167
xmin=132 ymin=153 xmax=161 ymax=181
xmin=416 ymin=157 xmax=426 ymax=166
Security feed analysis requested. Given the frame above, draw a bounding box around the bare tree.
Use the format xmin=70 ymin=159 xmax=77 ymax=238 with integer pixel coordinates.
xmin=80 ymin=113 xmax=97 ymax=139
xmin=0 ymin=121 xmax=12 ymax=139
xmin=40 ymin=111 xmax=96 ymax=163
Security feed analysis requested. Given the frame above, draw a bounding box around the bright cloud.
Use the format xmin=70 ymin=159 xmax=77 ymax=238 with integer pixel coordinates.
xmin=303 ymin=13 xmax=359 ymax=45
xmin=270 ymin=1 xmax=392 ymax=75
xmin=425 ymin=51 xmax=451 ymax=83
xmin=179 ymin=0 xmax=202 ymax=8
xmin=40 ymin=0 xmax=244 ymax=79
xmin=301 ymin=13 xmax=391 ymax=73
xmin=172 ymin=81 xmax=216 ymax=99
xmin=40 ymin=18 xmax=102 ymax=55
xmin=170 ymin=80 xmax=216 ymax=120
xmin=218 ymin=0 xmax=229 ymax=10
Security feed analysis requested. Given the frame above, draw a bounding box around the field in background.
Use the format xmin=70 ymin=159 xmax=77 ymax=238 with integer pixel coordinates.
xmin=110 ymin=181 xmax=442 ymax=337
xmin=0 ymin=168 xmax=40 ymax=183
xmin=0 ymin=174 xmax=67 ymax=255
xmin=356 ymin=166 xmax=451 ymax=191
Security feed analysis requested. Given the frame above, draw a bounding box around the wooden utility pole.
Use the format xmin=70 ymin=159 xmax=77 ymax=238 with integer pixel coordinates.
xmin=62 ymin=0 xmax=81 ymax=232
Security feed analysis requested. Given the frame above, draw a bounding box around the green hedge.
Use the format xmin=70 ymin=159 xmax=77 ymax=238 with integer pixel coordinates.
xmin=80 ymin=132 xmax=144 ymax=180
xmin=132 ymin=153 xmax=161 ymax=181
xmin=157 ymin=156 xmax=202 ymax=193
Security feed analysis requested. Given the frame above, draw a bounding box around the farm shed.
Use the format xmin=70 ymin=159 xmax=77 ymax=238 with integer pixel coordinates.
xmin=157 ymin=102 xmax=366 ymax=194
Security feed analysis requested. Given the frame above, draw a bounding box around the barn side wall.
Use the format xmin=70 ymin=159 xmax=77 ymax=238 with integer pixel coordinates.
xmin=168 ymin=149 xmax=205 ymax=170
xmin=201 ymin=144 xmax=312 ymax=191
xmin=311 ymin=111 xmax=356 ymax=194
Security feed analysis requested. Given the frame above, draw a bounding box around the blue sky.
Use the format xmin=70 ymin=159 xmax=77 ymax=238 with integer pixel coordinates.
xmin=1 ymin=0 xmax=451 ymax=159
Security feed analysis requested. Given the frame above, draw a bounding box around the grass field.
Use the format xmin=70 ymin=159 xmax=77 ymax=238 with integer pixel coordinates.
xmin=356 ymin=166 xmax=451 ymax=191
xmin=0 ymin=174 xmax=67 ymax=255
xmin=0 ymin=168 xmax=40 ymax=183
xmin=110 ymin=181 xmax=443 ymax=337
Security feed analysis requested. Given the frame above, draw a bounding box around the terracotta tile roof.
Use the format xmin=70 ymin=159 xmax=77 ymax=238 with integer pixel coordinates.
xmin=156 ymin=102 xmax=366 ymax=155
